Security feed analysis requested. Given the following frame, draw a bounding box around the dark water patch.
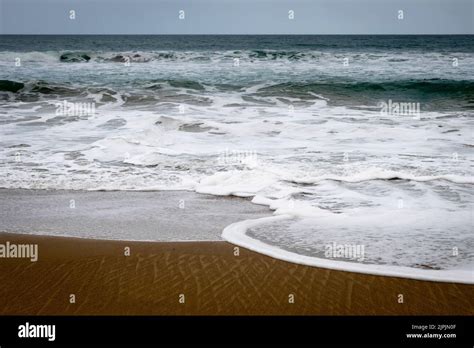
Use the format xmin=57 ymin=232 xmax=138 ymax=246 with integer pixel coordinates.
xmin=257 ymin=79 xmax=474 ymax=97
xmin=63 ymin=151 xmax=85 ymax=161
xmin=3 ymin=81 xmax=86 ymax=99
xmin=15 ymin=121 xmax=48 ymax=127
xmin=85 ymin=87 xmax=119 ymax=103
xmin=224 ymin=103 xmax=246 ymax=107
xmin=276 ymin=97 xmax=315 ymax=107
xmin=387 ymin=58 xmax=409 ymax=62
xmin=0 ymin=115 xmax=42 ymax=125
xmin=159 ymin=94 xmax=212 ymax=106
xmin=145 ymin=83 xmax=163 ymax=90
xmin=248 ymin=50 xmax=307 ymax=60
xmin=254 ymin=79 xmax=474 ymax=110
xmin=294 ymin=119 xmax=328 ymax=125
xmin=11 ymin=94 xmax=41 ymax=102
xmin=98 ymin=118 xmax=127 ymax=130
xmin=87 ymin=87 xmax=118 ymax=95
xmin=103 ymin=53 xmax=151 ymax=63
xmin=442 ymin=129 xmax=460 ymax=134
xmin=241 ymin=95 xmax=276 ymax=105
xmin=179 ymin=123 xmax=214 ymax=133
xmin=434 ymin=115 xmax=456 ymax=120
xmin=100 ymin=93 xmax=118 ymax=103
xmin=107 ymin=55 xmax=130 ymax=63
xmin=70 ymin=169 xmax=93 ymax=174
xmin=45 ymin=115 xmax=90 ymax=125
xmin=0 ymin=80 xmax=24 ymax=93
xmin=412 ymin=263 xmax=442 ymax=270
xmin=122 ymin=94 xmax=158 ymax=106
xmin=6 ymin=144 xmax=31 ymax=148
xmin=31 ymin=81 xmax=78 ymax=95
xmin=168 ymin=80 xmax=205 ymax=91
xmin=60 ymin=52 xmax=91 ymax=62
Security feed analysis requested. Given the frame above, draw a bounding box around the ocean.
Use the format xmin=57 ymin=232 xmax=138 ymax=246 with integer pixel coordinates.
xmin=0 ymin=35 xmax=473 ymax=282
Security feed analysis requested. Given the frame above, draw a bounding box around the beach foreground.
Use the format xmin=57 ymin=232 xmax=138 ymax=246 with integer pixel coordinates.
xmin=0 ymin=232 xmax=472 ymax=315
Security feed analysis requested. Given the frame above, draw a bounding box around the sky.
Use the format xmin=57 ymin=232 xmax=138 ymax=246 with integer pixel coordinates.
xmin=0 ymin=0 xmax=473 ymax=35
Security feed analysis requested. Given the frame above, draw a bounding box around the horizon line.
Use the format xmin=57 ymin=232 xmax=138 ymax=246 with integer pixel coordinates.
xmin=1 ymin=33 xmax=473 ymax=36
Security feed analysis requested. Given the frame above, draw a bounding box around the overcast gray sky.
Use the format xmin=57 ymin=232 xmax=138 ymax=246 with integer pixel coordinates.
xmin=0 ymin=0 xmax=473 ymax=35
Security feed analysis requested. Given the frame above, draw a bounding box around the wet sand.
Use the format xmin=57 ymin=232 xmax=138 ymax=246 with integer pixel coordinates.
xmin=0 ymin=232 xmax=472 ymax=315
xmin=0 ymin=189 xmax=270 ymax=240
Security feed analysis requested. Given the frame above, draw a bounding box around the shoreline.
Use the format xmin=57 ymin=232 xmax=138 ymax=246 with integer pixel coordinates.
xmin=1 ymin=188 xmax=472 ymax=285
xmin=0 ymin=188 xmax=271 ymax=241
xmin=1 ymin=232 xmax=473 ymax=315
xmin=223 ymin=216 xmax=474 ymax=285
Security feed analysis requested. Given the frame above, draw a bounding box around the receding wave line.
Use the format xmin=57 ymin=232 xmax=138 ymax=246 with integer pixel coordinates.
xmin=222 ymin=215 xmax=474 ymax=284
xmin=1 ymin=49 xmax=473 ymax=64
xmin=293 ymin=170 xmax=473 ymax=185
xmin=256 ymin=80 xmax=474 ymax=97
xmin=0 ymin=50 xmax=376 ymax=62
xmin=1 ymin=50 xmax=319 ymax=63
xmin=2 ymin=78 xmax=474 ymax=98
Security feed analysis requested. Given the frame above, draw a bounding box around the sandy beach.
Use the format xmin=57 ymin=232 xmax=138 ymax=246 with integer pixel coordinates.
xmin=0 ymin=189 xmax=472 ymax=315
xmin=0 ymin=232 xmax=472 ymax=315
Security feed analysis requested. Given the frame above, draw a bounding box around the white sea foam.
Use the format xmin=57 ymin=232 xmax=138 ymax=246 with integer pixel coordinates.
xmin=222 ymin=215 xmax=474 ymax=284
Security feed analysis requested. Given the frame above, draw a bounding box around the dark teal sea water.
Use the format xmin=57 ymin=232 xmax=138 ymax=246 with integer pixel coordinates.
xmin=1 ymin=35 xmax=474 ymax=109
xmin=2 ymin=35 xmax=474 ymax=52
